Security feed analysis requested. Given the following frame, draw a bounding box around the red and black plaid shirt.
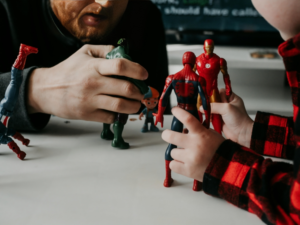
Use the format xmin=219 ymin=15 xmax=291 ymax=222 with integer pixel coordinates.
xmin=203 ymin=33 xmax=300 ymax=225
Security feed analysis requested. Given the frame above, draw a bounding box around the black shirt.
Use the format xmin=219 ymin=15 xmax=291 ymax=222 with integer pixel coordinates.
xmin=0 ymin=0 xmax=169 ymax=131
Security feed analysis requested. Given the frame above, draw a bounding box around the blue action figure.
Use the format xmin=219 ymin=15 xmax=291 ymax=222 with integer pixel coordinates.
xmin=139 ymin=87 xmax=160 ymax=133
xmin=0 ymin=44 xmax=38 ymax=160
xmin=154 ymin=52 xmax=211 ymax=191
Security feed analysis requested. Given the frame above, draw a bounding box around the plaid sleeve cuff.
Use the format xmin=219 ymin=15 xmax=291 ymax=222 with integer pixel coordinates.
xmin=250 ymin=111 xmax=295 ymax=159
xmin=203 ymin=140 xmax=263 ymax=209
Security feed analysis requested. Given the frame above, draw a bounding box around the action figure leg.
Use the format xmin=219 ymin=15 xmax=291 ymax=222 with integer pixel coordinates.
xmin=0 ymin=135 xmax=26 ymax=160
xmin=164 ymin=117 xmax=183 ymax=188
xmin=1 ymin=116 xmax=30 ymax=146
xmin=149 ymin=118 xmax=159 ymax=132
xmin=112 ymin=114 xmax=130 ymax=149
xmin=210 ymin=89 xmax=223 ymax=134
xmin=101 ymin=123 xmax=114 ymax=140
xmin=141 ymin=118 xmax=149 ymax=133
xmin=197 ymin=95 xmax=203 ymax=123
xmin=212 ymin=114 xmax=222 ymax=134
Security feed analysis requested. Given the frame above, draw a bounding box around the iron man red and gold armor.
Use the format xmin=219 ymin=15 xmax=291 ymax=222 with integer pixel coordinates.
xmin=0 ymin=44 xmax=38 ymax=160
xmin=154 ymin=51 xmax=211 ymax=192
xmin=196 ymin=39 xmax=232 ymax=134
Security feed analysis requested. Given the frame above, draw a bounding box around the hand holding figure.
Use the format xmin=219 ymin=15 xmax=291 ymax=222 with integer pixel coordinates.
xmin=162 ymin=107 xmax=225 ymax=182
xmin=200 ymin=89 xmax=253 ymax=148
xmin=28 ymin=45 xmax=148 ymax=124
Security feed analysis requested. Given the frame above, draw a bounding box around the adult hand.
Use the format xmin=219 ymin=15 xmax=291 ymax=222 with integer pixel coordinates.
xmin=27 ymin=45 xmax=148 ymax=124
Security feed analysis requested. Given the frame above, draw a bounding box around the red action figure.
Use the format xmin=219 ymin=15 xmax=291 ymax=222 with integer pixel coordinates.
xmin=196 ymin=39 xmax=232 ymax=134
xmin=154 ymin=52 xmax=211 ymax=191
xmin=0 ymin=44 xmax=38 ymax=160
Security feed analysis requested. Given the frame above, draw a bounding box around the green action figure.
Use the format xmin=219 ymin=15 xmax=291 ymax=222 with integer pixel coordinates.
xmin=101 ymin=38 xmax=148 ymax=149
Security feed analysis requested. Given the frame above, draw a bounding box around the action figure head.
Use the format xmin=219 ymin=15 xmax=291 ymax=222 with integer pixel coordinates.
xmin=142 ymin=87 xmax=159 ymax=110
xmin=182 ymin=52 xmax=196 ymax=66
xmin=204 ymin=39 xmax=214 ymax=56
xmin=251 ymin=0 xmax=300 ymax=40
xmin=50 ymin=0 xmax=129 ymax=43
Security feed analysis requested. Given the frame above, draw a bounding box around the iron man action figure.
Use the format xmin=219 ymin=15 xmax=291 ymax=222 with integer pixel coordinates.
xmin=196 ymin=39 xmax=232 ymax=134
xmin=154 ymin=51 xmax=211 ymax=192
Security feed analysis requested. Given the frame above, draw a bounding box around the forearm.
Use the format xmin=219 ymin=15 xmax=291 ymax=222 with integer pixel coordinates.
xmin=0 ymin=67 xmax=50 ymax=131
xmin=203 ymin=140 xmax=297 ymax=224
xmin=250 ymin=111 xmax=295 ymax=159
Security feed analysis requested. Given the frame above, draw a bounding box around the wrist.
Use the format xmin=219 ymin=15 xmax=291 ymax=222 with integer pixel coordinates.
xmin=27 ymin=68 xmax=47 ymax=114
xmin=239 ymin=118 xmax=254 ymax=148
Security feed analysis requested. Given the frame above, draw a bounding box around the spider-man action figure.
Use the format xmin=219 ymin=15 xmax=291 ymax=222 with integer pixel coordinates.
xmin=154 ymin=51 xmax=211 ymax=191
xmin=0 ymin=44 xmax=38 ymax=160
xmin=196 ymin=39 xmax=232 ymax=134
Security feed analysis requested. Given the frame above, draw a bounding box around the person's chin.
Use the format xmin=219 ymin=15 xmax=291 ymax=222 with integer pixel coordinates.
xmin=74 ymin=24 xmax=109 ymax=43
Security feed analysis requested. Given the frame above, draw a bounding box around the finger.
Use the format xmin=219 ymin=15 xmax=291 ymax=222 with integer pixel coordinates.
xmin=206 ymin=102 xmax=230 ymax=116
xmin=162 ymin=129 xmax=188 ymax=147
xmin=171 ymin=148 xmax=186 ymax=163
xmin=96 ymin=76 xmax=144 ymax=101
xmin=94 ymin=95 xmax=141 ymax=114
xmin=94 ymin=58 xmax=148 ymax=80
xmin=219 ymin=88 xmax=228 ymax=103
xmin=220 ymin=88 xmax=236 ymax=103
xmin=83 ymin=109 xmax=116 ymax=124
xmin=81 ymin=44 xmax=115 ymax=58
xmin=171 ymin=107 xmax=205 ymax=134
xmin=169 ymin=160 xmax=186 ymax=176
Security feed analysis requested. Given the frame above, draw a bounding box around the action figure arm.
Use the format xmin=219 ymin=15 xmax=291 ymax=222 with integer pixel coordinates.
xmin=198 ymin=77 xmax=211 ymax=129
xmin=139 ymin=108 xmax=147 ymax=120
xmin=153 ymin=75 xmax=174 ymax=127
xmin=220 ymin=58 xmax=232 ymax=97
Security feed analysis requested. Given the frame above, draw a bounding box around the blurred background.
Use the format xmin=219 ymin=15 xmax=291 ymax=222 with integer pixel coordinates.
xmin=151 ymin=0 xmax=292 ymax=116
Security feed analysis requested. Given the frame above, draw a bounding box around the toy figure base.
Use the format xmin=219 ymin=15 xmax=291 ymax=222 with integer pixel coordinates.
xmin=112 ymin=139 xmax=130 ymax=149
xmin=163 ymin=178 xmax=174 ymax=188
xmin=193 ymin=180 xmax=202 ymax=192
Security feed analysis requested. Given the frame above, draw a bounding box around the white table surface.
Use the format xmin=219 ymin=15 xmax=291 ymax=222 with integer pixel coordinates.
xmin=0 ymin=115 xmax=265 ymax=225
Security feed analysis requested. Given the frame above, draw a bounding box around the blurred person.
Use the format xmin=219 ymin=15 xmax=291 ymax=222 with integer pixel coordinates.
xmin=0 ymin=0 xmax=169 ymax=131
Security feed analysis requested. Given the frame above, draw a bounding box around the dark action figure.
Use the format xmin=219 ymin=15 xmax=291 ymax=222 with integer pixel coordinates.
xmin=101 ymin=39 xmax=149 ymax=149
xmin=0 ymin=44 xmax=38 ymax=160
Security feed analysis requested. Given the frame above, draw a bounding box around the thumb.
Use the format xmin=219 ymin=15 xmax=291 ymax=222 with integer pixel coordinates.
xmin=200 ymin=102 xmax=229 ymax=116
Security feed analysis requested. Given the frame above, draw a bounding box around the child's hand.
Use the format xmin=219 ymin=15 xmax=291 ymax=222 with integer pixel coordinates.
xmin=200 ymin=89 xmax=254 ymax=148
xmin=162 ymin=107 xmax=225 ymax=182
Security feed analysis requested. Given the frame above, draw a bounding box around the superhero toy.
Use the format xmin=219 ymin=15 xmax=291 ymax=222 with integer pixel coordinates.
xmin=196 ymin=39 xmax=232 ymax=134
xmin=101 ymin=38 xmax=148 ymax=149
xmin=139 ymin=87 xmax=160 ymax=133
xmin=154 ymin=51 xmax=211 ymax=192
xmin=0 ymin=44 xmax=38 ymax=160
